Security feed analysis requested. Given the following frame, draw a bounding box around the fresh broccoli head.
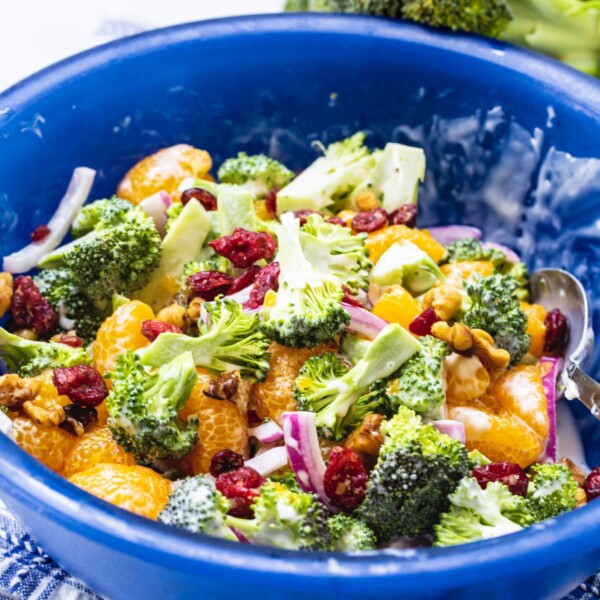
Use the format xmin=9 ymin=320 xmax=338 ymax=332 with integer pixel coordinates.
xmin=503 ymin=261 xmax=530 ymax=302
xmin=217 ymin=152 xmax=295 ymax=197
xmin=327 ymin=513 xmax=377 ymax=551
xmin=158 ymin=475 xmax=237 ymax=541
xmin=385 ymin=335 xmax=450 ymax=420
xmin=462 ymin=273 xmax=530 ymax=365
xmin=0 ymin=326 xmax=91 ymax=377
xmin=275 ymin=132 xmax=375 ymax=214
xmin=294 ymin=324 xmax=421 ymax=440
xmin=260 ymin=213 xmax=350 ymax=348
xmin=357 ymin=406 xmax=469 ymax=542
xmin=139 ymin=298 xmax=271 ymax=381
xmin=525 ymin=463 xmax=579 ymax=522
xmin=224 ymin=482 xmax=332 ymax=551
xmin=107 ymin=350 xmax=198 ymax=464
xmin=442 ymin=238 xmax=506 ymax=268
xmin=71 ymin=197 xmax=135 ymax=238
xmin=434 ymin=477 xmax=533 ymax=547
xmin=40 ymin=203 xmax=162 ymax=301
xmin=300 ymin=214 xmax=372 ymax=294
xmin=34 ymin=268 xmax=107 ymax=343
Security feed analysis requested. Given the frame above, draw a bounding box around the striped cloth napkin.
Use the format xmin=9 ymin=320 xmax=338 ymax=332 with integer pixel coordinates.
xmin=0 ymin=497 xmax=595 ymax=600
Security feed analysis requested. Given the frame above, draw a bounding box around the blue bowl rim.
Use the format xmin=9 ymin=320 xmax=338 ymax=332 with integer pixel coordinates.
xmin=1 ymin=12 xmax=600 ymax=589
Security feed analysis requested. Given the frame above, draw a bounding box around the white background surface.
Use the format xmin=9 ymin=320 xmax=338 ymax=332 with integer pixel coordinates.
xmin=0 ymin=1 xmax=282 ymax=92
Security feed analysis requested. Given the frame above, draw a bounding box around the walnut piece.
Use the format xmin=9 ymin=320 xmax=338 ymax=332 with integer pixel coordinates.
xmin=0 ymin=374 xmax=41 ymax=411
xmin=559 ymin=457 xmax=586 ymax=487
xmin=157 ymin=304 xmax=189 ymax=330
xmin=344 ymin=413 xmax=384 ymax=470
xmin=575 ymin=487 xmax=587 ymax=508
xmin=13 ymin=328 xmax=37 ymax=341
xmin=355 ymin=191 xmax=380 ymax=212
xmin=0 ymin=272 xmax=13 ymax=319
xmin=423 ymin=284 xmax=463 ymax=321
xmin=431 ymin=321 xmax=474 ymax=353
xmin=204 ymin=371 xmax=254 ymax=414
xmin=22 ymin=396 xmax=65 ymax=427
xmin=186 ymin=297 xmax=204 ymax=322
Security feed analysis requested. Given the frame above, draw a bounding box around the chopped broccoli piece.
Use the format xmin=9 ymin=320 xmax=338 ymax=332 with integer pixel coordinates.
xmin=468 ymin=449 xmax=492 ymax=469
xmin=260 ymin=213 xmax=350 ymax=348
xmin=0 ymin=326 xmax=91 ymax=377
xmin=158 ymin=475 xmax=237 ymax=541
xmin=165 ymin=202 xmax=184 ymax=233
xmin=107 ymin=351 xmax=198 ymax=464
xmin=462 ymin=273 xmax=530 ymax=365
xmin=276 ymin=132 xmax=376 ymax=215
xmin=525 ymin=463 xmax=579 ymax=522
xmin=357 ymin=406 xmax=469 ymax=542
xmin=300 ymin=214 xmax=372 ymax=294
xmin=340 ymin=333 xmax=372 ymax=365
xmin=217 ymin=152 xmax=295 ymax=198
xmin=40 ymin=203 xmax=162 ymax=301
xmin=385 ymin=335 xmax=450 ymax=420
xmin=371 ymin=240 xmax=444 ymax=294
xmin=71 ymin=197 xmax=135 ymax=239
xmin=294 ymin=324 xmax=421 ymax=440
xmin=442 ymin=238 xmax=506 ymax=267
xmin=327 ymin=513 xmax=377 ymax=551
xmin=224 ymin=482 xmax=332 ymax=550
xmin=503 ymin=261 xmax=530 ymax=302
xmin=434 ymin=477 xmax=533 ymax=547
xmin=139 ymin=298 xmax=271 ymax=382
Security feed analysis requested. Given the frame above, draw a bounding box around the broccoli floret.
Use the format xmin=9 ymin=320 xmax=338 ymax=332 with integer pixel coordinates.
xmin=165 ymin=202 xmax=184 ymax=233
xmin=300 ymin=214 xmax=372 ymax=294
xmin=34 ymin=268 xmax=107 ymax=343
xmin=217 ymin=152 xmax=295 ymax=198
xmin=340 ymin=333 xmax=373 ymax=365
xmin=525 ymin=463 xmax=579 ymax=522
xmin=462 ymin=273 xmax=530 ymax=365
xmin=327 ymin=513 xmax=377 ymax=551
xmin=158 ymin=475 xmax=237 ymax=541
xmin=183 ymin=256 xmax=229 ymax=277
xmin=503 ymin=261 xmax=530 ymax=302
xmin=294 ymin=324 xmax=421 ymax=440
xmin=139 ymin=298 xmax=271 ymax=382
xmin=276 ymin=132 xmax=376 ymax=214
xmin=434 ymin=477 xmax=533 ymax=547
xmin=357 ymin=406 xmax=469 ymax=542
xmin=385 ymin=335 xmax=450 ymax=420
xmin=442 ymin=238 xmax=506 ymax=268
xmin=71 ymin=197 xmax=135 ymax=238
xmin=260 ymin=213 xmax=350 ymax=348
xmin=0 ymin=326 xmax=91 ymax=377
xmin=40 ymin=204 xmax=161 ymax=301
xmin=224 ymin=482 xmax=332 ymax=551
xmin=107 ymin=351 xmax=198 ymax=464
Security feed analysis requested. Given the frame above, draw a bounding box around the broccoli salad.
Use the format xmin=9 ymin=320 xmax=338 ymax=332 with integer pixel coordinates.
xmin=0 ymin=134 xmax=596 ymax=552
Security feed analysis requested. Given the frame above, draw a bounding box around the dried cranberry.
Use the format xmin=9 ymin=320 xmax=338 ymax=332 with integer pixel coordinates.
xmin=216 ymin=466 xmax=265 ymax=518
xmin=187 ymin=271 xmax=233 ymax=301
xmin=245 ymin=262 xmax=280 ymax=309
xmin=544 ymin=308 xmax=569 ymax=356
xmin=388 ymin=204 xmax=417 ymax=228
xmin=293 ymin=209 xmax=322 ymax=226
xmin=341 ymin=285 xmax=363 ymax=308
xmin=323 ymin=446 xmax=368 ymax=511
xmin=226 ymin=266 xmax=260 ymax=296
xmin=409 ymin=308 xmax=441 ymax=336
xmin=11 ymin=276 xmax=58 ymax=335
xmin=31 ymin=224 xmax=51 ymax=242
xmin=210 ymin=449 xmax=245 ymax=478
xmin=58 ymin=334 xmax=83 ymax=348
xmin=181 ymin=187 xmax=217 ymax=211
xmin=472 ymin=462 xmax=529 ymax=497
xmin=326 ymin=216 xmax=346 ymax=227
xmin=265 ymin=187 xmax=280 ymax=216
xmin=584 ymin=467 xmax=600 ymax=501
xmin=352 ymin=208 xmax=388 ymax=233
xmin=59 ymin=403 xmax=98 ymax=436
xmin=52 ymin=366 xmax=108 ymax=407
xmin=209 ymin=228 xmax=277 ymax=268
xmin=141 ymin=320 xmax=183 ymax=342
xmin=247 ymin=410 xmax=264 ymax=427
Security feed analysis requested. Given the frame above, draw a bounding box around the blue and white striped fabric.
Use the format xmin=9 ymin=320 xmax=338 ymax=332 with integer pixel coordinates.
xmin=0 ymin=496 xmax=595 ymax=600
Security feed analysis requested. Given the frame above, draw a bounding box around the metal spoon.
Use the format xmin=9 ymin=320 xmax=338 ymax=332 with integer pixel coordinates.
xmin=530 ymin=269 xmax=600 ymax=417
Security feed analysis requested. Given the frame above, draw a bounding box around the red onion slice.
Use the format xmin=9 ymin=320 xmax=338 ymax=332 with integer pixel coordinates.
xmin=3 ymin=167 xmax=96 ymax=273
xmin=482 ymin=242 xmax=521 ymax=264
xmin=540 ymin=356 xmax=561 ymax=462
xmin=139 ymin=190 xmax=171 ymax=237
xmin=248 ymin=419 xmax=284 ymax=444
xmin=244 ymin=446 xmax=288 ymax=476
xmin=428 ymin=225 xmax=482 ymax=245
xmin=342 ymin=302 xmax=388 ymax=341
xmin=433 ymin=420 xmax=466 ymax=443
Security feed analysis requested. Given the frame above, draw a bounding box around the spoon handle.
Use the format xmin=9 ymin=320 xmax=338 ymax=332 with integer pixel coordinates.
xmin=565 ymin=361 xmax=600 ymax=419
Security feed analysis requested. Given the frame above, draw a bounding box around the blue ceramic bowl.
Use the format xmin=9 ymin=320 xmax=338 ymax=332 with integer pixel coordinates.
xmin=1 ymin=14 xmax=600 ymax=600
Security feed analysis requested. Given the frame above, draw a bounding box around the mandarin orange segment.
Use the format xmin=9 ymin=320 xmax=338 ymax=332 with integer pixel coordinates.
xmin=372 ymin=285 xmax=421 ymax=331
xmin=440 ymin=261 xmax=495 ymax=287
xmin=13 ymin=417 xmax=74 ymax=473
xmin=179 ymin=370 xmax=248 ymax=475
xmin=93 ymin=300 xmax=154 ymax=375
xmin=252 ymin=342 xmax=335 ymax=424
xmin=31 ymin=371 xmax=70 ymax=406
xmin=69 ymin=463 xmax=171 ymax=519
xmin=117 ymin=144 xmax=212 ymax=205
xmin=521 ymin=302 xmax=547 ymax=358
xmin=365 ymin=225 xmax=445 ymax=264
xmin=445 ymin=354 xmax=490 ymax=405
xmin=62 ymin=426 xmax=135 ymax=478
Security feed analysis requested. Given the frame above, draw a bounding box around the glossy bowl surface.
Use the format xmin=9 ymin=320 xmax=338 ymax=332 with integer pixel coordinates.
xmin=1 ymin=14 xmax=600 ymax=600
